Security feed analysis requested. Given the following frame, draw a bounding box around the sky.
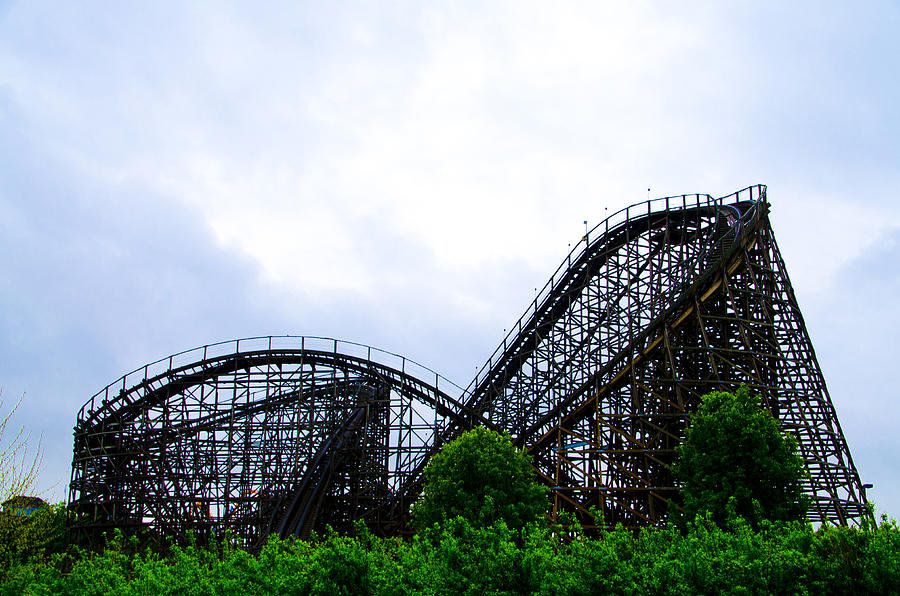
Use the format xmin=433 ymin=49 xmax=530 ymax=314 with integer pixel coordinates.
xmin=1 ymin=1 xmax=898 ymax=518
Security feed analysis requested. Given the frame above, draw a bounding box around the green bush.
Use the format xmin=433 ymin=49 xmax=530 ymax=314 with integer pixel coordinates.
xmin=673 ymin=387 xmax=808 ymax=528
xmin=0 ymin=501 xmax=67 ymax=581
xmin=2 ymin=516 xmax=900 ymax=594
xmin=411 ymin=427 xmax=548 ymax=532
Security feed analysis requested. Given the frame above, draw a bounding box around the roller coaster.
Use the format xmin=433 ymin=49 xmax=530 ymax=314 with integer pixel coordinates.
xmin=68 ymin=185 xmax=871 ymax=547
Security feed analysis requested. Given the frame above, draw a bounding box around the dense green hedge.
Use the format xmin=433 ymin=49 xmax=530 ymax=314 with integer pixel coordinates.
xmin=3 ymin=515 xmax=899 ymax=595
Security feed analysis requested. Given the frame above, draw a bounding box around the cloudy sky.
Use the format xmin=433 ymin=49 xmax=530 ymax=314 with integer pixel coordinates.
xmin=1 ymin=1 xmax=898 ymax=518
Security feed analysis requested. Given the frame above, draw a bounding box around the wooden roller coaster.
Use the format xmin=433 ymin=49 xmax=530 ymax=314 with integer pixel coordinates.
xmin=68 ymin=185 xmax=870 ymax=547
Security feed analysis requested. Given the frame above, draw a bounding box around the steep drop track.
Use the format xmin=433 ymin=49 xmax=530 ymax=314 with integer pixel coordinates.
xmin=69 ymin=186 xmax=870 ymax=547
xmin=465 ymin=185 xmax=867 ymax=528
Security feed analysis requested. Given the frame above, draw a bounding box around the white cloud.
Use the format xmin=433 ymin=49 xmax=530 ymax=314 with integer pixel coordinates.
xmin=2 ymin=0 xmax=900 ymax=513
xmin=772 ymin=190 xmax=896 ymax=296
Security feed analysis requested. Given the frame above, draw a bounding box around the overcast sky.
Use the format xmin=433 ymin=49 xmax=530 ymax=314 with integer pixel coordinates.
xmin=1 ymin=1 xmax=898 ymax=519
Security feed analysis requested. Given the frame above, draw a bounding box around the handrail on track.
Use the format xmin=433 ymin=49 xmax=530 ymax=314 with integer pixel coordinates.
xmin=77 ymin=335 xmax=468 ymax=423
xmin=465 ymin=185 xmax=767 ymax=398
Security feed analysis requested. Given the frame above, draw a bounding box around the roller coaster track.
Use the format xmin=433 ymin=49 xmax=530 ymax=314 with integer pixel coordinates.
xmin=68 ymin=337 xmax=479 ymax=546
xmin=273 ymin=397 xmax=375 ymax=541
xmin=463 ymin=185 xmax=867 ymax=527
xmin=69 ymin=185 xmax=871 ymax=547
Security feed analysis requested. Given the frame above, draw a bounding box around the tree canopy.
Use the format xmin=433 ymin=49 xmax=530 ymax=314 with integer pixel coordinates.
xmin=673 ymin=386 xmax=808 ymax=527
xmin=0 ymin=392 xmax=41 ymax=503
xmin=411 ymin=427 xmax=548 ymax=531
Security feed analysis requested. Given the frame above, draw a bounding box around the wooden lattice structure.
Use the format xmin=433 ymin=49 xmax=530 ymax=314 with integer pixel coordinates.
xmin=69 ymin=185 xmax=870 ymax=546
xmin=467 ymin=185 xmax=868 ymax=528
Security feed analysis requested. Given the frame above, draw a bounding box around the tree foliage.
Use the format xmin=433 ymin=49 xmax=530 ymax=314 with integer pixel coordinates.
xmin=4 ymin=515 xmax=900 ymax=594
xmin=673 ymin=386 xmax=809 ymax=527
xmin=0 ymin=391 xmax=42 ymax=502
xmin=411 ymin=427 xmax=548 ymax=531
xmin=0 ymin=390 xmax=62 ymax=572
xmin=0 ymin=503 xmax=67 ymax=568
